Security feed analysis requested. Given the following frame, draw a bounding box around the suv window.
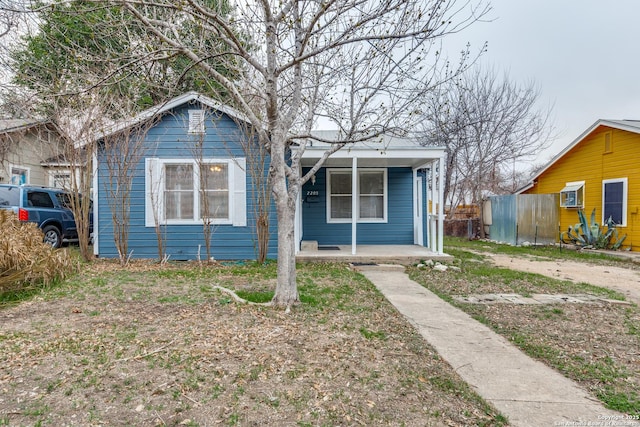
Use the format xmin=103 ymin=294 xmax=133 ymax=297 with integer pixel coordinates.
xmin=28 ymin=191 xmax=55 ymax=208
xmin=55 ymin=192 xmax=73 ymax=209
xmin=0 ymin=186 xmax=20 ymax=206
xmin=55 ymin=192 xmax=91 ymax=211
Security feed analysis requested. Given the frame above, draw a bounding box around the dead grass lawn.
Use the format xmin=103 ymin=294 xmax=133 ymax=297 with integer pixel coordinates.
xmin=0 ymin=260 xmax=505 ymax=426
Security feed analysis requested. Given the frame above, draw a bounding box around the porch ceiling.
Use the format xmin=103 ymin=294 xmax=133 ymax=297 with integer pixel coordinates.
xmin=300 ymin=146 xmax=445 ymax=169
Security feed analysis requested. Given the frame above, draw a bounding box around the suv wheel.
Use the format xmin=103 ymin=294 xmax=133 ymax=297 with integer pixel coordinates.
xmin=42 ymin=225 xmax=62 ymax=248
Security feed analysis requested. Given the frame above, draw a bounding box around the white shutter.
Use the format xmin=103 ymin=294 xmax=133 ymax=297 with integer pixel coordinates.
xmin=145 ymin=158 xmax=162 ymax=227
xmin=232 ymin=157 xmax=247 ymax=226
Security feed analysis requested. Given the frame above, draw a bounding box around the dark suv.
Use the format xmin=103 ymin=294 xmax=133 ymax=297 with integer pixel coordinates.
xmin=0 ymin=184 xmax=92 ymax=248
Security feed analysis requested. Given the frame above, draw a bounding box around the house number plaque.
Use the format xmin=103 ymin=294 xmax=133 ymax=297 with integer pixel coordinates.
xmin=305 ymin=190 xmax=319 ymax=203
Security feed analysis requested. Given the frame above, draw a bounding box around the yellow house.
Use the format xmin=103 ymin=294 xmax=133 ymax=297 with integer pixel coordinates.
xmin=520 ymin=119 xmax=640 ymax=251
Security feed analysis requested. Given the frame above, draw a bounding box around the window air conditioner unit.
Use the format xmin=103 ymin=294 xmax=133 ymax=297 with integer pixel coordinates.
xmin=560 ymin=184 xmax=584 ymax=208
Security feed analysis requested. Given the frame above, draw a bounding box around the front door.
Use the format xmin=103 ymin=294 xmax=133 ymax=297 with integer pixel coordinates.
xmin=414 ymin=176 xmax=423 ymax=245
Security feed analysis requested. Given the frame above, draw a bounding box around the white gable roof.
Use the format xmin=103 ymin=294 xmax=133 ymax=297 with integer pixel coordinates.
xmin=84 ymin=92 xmax=249 ymax=147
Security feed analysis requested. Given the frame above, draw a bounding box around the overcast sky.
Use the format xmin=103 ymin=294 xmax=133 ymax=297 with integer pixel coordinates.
xmin=445 ymin=0 xmax=640 ymax=166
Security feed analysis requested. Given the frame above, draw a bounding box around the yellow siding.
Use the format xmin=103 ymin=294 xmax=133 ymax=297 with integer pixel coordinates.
xmin=524 ymin=125 xmax=640 ymax=250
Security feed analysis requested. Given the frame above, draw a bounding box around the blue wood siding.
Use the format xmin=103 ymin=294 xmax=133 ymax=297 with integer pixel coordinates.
xmin=301 ymin=167 xmax=414 ymax=245
xmin=96 ymin=104 xmax=277 ymax=261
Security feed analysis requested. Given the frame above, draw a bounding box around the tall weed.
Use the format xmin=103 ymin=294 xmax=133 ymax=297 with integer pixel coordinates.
xmin=0 ymin=210 xmax=77 ymax=295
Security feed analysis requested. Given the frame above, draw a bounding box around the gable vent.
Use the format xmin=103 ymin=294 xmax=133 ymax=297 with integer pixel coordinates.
xmin=188 ymin=110 xmax=205 ymax=134
xmin=604 ymin=131 xmax=612 ymax=153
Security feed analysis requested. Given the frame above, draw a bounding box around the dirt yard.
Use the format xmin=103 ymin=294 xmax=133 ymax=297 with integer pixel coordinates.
xmin=485 ymin=252 xmax=640 ymax=304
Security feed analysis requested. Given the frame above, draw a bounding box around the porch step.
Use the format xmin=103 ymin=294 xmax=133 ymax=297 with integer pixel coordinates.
xmin=300 ymin=240 xmax=318 ymax=251
xmin=296 ymin=244 xmax=452 ymax=265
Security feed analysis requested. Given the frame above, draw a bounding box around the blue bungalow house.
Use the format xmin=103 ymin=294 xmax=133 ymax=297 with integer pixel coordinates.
xmin=92 ymin=92 xmax=446 ymax=261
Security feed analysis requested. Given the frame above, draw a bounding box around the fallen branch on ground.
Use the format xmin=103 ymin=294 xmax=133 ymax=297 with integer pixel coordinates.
xmin=113 ymin=340 xmax=176 ymax=363
xmin=212 ymin=285 xmax=273 ymax=306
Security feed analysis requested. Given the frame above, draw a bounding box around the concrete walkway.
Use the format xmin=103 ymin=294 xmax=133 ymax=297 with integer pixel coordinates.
xmin=356 ymin=264 xmax=632 ymax=427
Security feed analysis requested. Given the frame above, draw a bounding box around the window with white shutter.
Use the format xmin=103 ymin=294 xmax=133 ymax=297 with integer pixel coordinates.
xmin=145 ymin=157 xmax=246 ymax=227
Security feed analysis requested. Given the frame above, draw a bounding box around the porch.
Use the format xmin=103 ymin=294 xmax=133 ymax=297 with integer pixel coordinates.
xmin=295 ymin=132 xmax=447 ymax=257
xmin=296 ymin=244 xmax=452 ymax=264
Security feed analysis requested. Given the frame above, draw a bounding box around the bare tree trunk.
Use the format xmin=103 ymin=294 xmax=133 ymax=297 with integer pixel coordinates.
xmin=477 ymin=201 xmax=486 ymax=239
xmin=193 ymin=133 xmax=214 ymax=264
xmin=256 ymin=212 xmax=270 ymax=263
xmin=235 ymin=120 xmax=271 ymax=264
xmin=270 ymin=141 xmax=300 ymax=307
xmin=474 ymin=166 xmax=485 ymax=238
xmin=272 ymin=194 xmax=299 ymax=306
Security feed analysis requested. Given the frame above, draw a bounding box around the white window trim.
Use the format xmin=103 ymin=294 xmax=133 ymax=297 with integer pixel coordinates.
xmin=9 ymin=164 xmax=30 ymax=185
xmin=145 ymin=157 xmax=246 ymax=227
xmin=560 ymin=180 xmax=585 ymax=208
xmin=326 ymin=168 xmax=388 ymax=224
xmin=188 ymin=110 xmax=206 ymax=134
xmin=602 ymin=178 xmax=627 ymax=227
xmin=48 ymin=169 xmax=74 ymax=189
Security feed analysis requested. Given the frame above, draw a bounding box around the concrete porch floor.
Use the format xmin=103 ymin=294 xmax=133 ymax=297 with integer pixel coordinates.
xmin=296 ymin=244 xmax=452 ymax=264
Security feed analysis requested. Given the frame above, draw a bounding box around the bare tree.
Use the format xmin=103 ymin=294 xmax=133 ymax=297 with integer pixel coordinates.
xmin=421 ymin=66 xmax=554 ymax=234
xmin=0 ymin=0 xmax=30 ymax=91
xmin=232 ymin=115 xmax=272 ymax=264
xmin=49 ymin=97 xmax=110 ymax=262
xmin=0 ymin=0 xmax=18 ymax=39
xmin=101 ymin=119 xmax=156 ymax=265
xmin=49 ymin=91 xmax=149 ymax=262
xmin=0 ymin=129 xmax=14 ymax=167
xmin=13 ymin=0 xmax=487 ymax=307
xmin=188 ymin=108 xmax=219 ymax=264
xmin=245 ymin=129 xmax=271 ymax=265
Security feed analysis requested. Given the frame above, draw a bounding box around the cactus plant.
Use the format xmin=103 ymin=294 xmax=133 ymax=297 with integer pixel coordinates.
xmin=560 ymin=208 xmax=626 ymax=250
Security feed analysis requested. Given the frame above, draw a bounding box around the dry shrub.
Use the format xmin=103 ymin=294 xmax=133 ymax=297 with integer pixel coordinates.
xmin=0 ymin=210 xmax=77 ymax=294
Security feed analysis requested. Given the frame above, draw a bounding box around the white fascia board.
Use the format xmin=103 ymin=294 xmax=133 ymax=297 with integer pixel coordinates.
xmin=515 ymin=182 xmax=534 ymax=194
xmin=78 ymin=92 xmax=252 ymax=148
xmin=300 ymin=147 xmax=445 ymax=160
xmin=528 ymin=119 xmax=640 ymax=185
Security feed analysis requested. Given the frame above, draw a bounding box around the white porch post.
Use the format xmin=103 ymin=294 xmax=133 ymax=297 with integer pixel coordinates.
xmin=430 ymin=161 xmax=437 ymax=253
xmin=424 ymin=167 xmax=430 ymax=248
xmin=412 ymin=168 xmax=424 ymax=246
xmin=351 ymin=156 xmax=358 ymax=255
xmin=294 ymin=182 xmax=301 ymax=254
xmin=438 ymin=155 xmax=445 ymax=254
xmin=92 ymin=149 xmax=99 ymax=256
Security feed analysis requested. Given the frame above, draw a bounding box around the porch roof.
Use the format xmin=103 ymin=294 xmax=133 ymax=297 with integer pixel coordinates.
xmin=298 ymin=131 xmax=445 ymax=169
